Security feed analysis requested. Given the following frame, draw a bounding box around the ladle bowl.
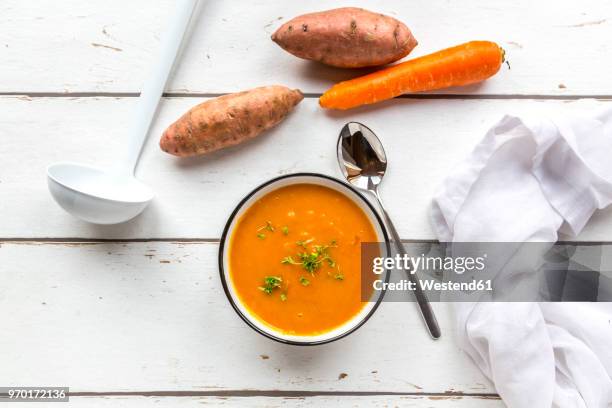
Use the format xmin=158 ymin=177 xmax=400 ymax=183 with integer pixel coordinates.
xmin=47 ymin=162 xmax=154 ymax=224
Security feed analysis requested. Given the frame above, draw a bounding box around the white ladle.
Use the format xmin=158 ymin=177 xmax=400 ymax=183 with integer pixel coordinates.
xmin=47 ymin=0 xmax=198 ymax=224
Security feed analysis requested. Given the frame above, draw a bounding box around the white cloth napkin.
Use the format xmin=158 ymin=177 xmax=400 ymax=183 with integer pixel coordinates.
xmin=430 ymin=101 xmax=612 ymax=407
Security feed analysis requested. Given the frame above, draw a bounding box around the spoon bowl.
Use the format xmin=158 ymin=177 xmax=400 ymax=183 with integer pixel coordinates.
xmin=47 ymin=162 xmax=154 ymax=224
xmin=338 ymin=122 xmax=387 ymax=190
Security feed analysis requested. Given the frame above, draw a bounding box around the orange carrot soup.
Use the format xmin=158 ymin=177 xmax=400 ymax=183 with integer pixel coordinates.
xmin=228 ymin=183 xmax=378 ymax=336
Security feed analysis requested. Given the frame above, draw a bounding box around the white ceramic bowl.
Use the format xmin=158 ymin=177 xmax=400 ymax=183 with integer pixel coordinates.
xmin=218 ymin=173 xmax=390 ymax=345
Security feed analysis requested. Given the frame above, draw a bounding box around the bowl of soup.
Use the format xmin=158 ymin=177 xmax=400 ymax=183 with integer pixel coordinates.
xmin=219 ymin=173 xmax=390 ymax=345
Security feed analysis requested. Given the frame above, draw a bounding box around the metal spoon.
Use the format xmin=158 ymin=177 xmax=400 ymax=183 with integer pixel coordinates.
xmin=46 ymin=0 xmax=198 ymax=224
xmin=337 ymin=122 xmax=441 ymax=339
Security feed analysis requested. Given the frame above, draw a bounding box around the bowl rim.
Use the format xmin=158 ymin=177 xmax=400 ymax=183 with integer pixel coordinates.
xmin=218 ymin=172 xmax=391 ymax=346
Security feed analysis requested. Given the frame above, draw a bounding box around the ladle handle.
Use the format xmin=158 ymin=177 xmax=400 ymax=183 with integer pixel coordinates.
xmin=123 ymin=0 xmax=198 ymax=175
xmin=372 ymin=189 xmax=442 ymax=340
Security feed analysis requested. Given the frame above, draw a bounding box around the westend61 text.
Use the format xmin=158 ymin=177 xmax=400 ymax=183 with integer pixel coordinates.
xmin=373 ymin=279 xmax=493 ymax=292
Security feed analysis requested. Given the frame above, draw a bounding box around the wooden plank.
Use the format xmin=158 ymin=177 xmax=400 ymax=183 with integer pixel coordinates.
xmin=14 ymin=395 xmax=504 ymax=408
xmin=1 ymin=96 xmax=612 ymax=240
xmin=0 ymin=242 xmax=494 ymax=394
xmin=1 ymin=0 xmax=611 ymax=95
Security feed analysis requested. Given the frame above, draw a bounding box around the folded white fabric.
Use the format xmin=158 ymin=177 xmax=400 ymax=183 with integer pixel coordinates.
xmin=430 ymin=101 xmax=612 ymax=407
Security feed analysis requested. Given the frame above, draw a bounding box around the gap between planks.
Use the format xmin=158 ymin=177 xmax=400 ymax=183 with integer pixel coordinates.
xmin=66 ymin=390 xmax=501 ymax=399
xmin=0 ymin=238 xmax=610 ymax=245
xmin=1 ymin=92 xmax=611 ymax=100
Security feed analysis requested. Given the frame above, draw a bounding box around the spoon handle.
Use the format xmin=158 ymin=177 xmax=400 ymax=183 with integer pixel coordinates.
xmin=123 ymin=0 xmax=198 ymax=175
xmin=372 ymin=189 xmax=442 ymax=339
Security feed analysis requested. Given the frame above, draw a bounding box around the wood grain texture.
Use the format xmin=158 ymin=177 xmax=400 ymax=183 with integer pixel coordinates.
xmin=13 ymin=395 xmax=504 ymax=408
xmin=0 ymin=242 xmax=494 ymax=394
xmin=3 ymin=2 xmax=611 ymax=405
xmin=1 ymin=0 xmax=611 ymax=95
xmin=1 ymin=96 xmax=612 ymax=240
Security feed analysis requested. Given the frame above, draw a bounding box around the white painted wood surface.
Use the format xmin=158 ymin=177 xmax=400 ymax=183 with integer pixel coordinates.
xmin=14 ymin=395 xmax=504 ymax=408
xmin=1 ymin=0 xmax=611 ymax=95
xmin=0 ymin=242 xmax=492 ymax=394
xmin=2 ymin=97 xmax=612 ymax=240
xmin=3 ymin=0 xmax=612 ymax=406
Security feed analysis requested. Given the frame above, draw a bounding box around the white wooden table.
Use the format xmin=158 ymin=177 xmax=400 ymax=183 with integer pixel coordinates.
xmin=2 ymin=1 xmax=611 ymax=406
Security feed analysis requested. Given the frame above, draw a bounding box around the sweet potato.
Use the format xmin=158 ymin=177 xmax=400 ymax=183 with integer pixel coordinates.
xmin=160 ymin=86 xmax=303 ymax=157
xmin=271 ymin=7 xmax=417 ymax=68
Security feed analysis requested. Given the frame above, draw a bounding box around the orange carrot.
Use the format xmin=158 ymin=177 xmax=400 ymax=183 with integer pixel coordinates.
xmin=319 ymin=41 xmax=505 ymax=110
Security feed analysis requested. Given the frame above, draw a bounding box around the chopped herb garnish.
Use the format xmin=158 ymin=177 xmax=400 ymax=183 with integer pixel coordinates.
xmin=280 ymin=293 xmax=287 ymax=301
xmin=258 ymin=276 xmax=282 ymax=295
xmin=299 ymin=276 xmax=310 ymax=286
xmin=257 ymin=221 xmax=275 ymax=234
xmin=296 ymin=238 xmax=314 ymax=248
xmin=334 ymin=273 xmax=344 ymax=281
xmin=257 ymin=233 xmax=266 ymax=240
xmin=281 ymin=226 xmax=289 ymax=235
xmin=281 ymin=256 xmax=298 ymax=265
xmin=281 ymin=239 xmax=339 ymax=276
xmin=265 ymin=276 xmax=282 ymax=287
xmin=299 ymin=252 xmax=321 ymax=275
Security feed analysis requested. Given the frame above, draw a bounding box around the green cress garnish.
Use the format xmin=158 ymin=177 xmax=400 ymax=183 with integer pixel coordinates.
xmin=281 ymin=256 xmax=296 ymax=265
xmin=256 ymin=221 xmax=275 ymax=238
xmin=259 ymin=235 xmax=341 ymax=298
xmin=258 ymin=276 xmax=282 ymax=295
xmin=281 ymin=240 xmax=339 ymax=277
xmin=295 ymin=238 xmax=313 ymax=248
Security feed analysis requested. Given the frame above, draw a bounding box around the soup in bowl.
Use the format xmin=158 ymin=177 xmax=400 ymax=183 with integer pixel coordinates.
xmin=219 ymin=173 xmax=389 ymax=345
